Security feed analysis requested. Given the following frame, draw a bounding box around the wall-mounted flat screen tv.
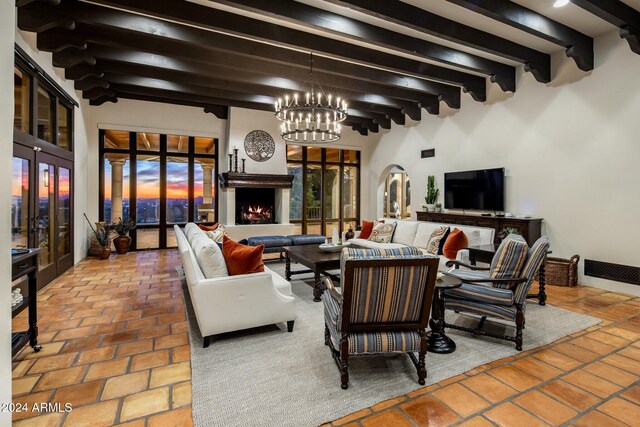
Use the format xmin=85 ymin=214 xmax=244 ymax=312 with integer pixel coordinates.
xmin=444 ymin=168 xmax=505 ymax=211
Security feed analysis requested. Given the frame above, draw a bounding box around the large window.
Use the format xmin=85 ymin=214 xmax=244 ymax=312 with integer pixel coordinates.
xmin=99 ymin=130 xmax=218 ymax=249
xmin=287 ymin=145 xmax=360 ymax=237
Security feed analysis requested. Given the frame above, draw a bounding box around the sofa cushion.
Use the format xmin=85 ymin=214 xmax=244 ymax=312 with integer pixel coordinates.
xmin=412 ymin=222 xmax=441 ymax=248
xmin=349 ymin=238 xmax=406 ymax=250
xmin=222 ymin=235 xmax=265 ymax=276
xmin=426 ymin=227 xmax=449 ymax=255
xmin=367 ymin=221 xmax=396 ymax=243
xmin=443 ymin=228 xmax=469 ymax=259
xmin=247 ymin=235 xmax=292 ymax=248
xmin=184 ymin=223 xmax=203 ymax=244
xmin=464 ymin=229 xmax=482 ymax=247
xmin=190 ymin=233 xmax=229 ymax=279
xmin=437 ymin=227 xmax=451 ymax=255
xmin=490 ymin=235 xmax=528 ymax=280
xmin=390 ymin=221 xmax=419 ymax=246
xmin=288 ymin=234 xmax=326 ymax=245
xmin=358 ymin=220 xmax=374 ymax=239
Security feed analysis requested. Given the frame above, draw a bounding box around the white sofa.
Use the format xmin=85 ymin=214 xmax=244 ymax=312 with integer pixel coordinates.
xmin=174 ymin=224 xmax=296 ymax=347
xmin=350 ymin=218 xmax=495 ymax=271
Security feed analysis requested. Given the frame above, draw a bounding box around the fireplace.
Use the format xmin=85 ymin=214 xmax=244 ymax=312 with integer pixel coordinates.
xmin=235 ymin=188 xmax=276 ymax=225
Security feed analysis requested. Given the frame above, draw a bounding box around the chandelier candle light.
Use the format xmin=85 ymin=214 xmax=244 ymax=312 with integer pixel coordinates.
xmin=275 ymin=53 xmax=348 ymax=143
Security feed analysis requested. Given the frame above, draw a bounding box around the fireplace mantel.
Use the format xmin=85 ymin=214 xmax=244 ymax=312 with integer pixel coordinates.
xmin=219 ymin=172 xmax=294 ymax=189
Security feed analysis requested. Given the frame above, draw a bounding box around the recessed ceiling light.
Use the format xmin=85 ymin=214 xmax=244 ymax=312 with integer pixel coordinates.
xmin=554 ymin=0 xmax=569 ymax=7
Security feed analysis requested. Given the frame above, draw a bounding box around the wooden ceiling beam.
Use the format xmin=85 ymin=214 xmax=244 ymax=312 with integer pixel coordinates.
xmin=447 ymin=0 xmax=594 ymax=71
xmin=57 ymin=0 xmax=480 ymax=102
xmin=40 ymin=26 xmax=444 ymax=114
xmin=569 ymin=0 xmax=640 ymax=55
xmin=212 ymin=0 xmax=515 ymax=92
xmin=36 ymin=18 xmax=458 ymax=109
xmin=326 ymin=0 xmax=551 ymax=83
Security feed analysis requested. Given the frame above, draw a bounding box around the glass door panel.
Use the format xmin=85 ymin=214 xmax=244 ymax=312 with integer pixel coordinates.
xmin=136 ymin=155 xmax=160 ymax=249
xmin=11 ymin=156 xmax=30 ymax=248
xmin=167 ymin=156 xmax=188 ymax=224
xmin=37 ymin=162 xmax=55 ymax=270
xmin=58 ymin=167 xmax=71 ymax=257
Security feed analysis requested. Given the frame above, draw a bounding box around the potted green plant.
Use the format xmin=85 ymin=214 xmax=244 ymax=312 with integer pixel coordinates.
xmin=498 ymin=227 xmax=520 ymax=240
xmin=424 ymin=175 xmax=439 ymax=212
xmin=435 ymin=202 xmax=442 ymax=213
xmin=84 ymin=213 xmax=112 ymax=260
xmin=112 ymin=217 xmax=136 ymax=254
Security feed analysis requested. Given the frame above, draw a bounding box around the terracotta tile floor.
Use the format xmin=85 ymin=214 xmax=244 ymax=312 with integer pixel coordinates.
xmin=12 ymin=251 xmax=640 ymax=426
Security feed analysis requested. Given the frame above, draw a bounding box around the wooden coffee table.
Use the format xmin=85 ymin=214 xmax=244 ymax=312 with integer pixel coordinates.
xmin=283 ymin=245 xmax=343 ymax=302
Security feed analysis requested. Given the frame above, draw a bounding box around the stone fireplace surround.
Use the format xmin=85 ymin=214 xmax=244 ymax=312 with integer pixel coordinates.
xmin=218 ymin=172 xmax=295 ymax=241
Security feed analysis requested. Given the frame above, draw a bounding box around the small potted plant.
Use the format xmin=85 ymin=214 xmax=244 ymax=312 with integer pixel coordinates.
xmin=112 ymin=217 xmax=136 ymax=254
xmin=435 ymin=202 xmax=442 ymax=213
xmin=84 ymin=213 xmax=112 ymax=260
xmin=424 ymin=175 xmax=439 ymax=212
xmin=498 ymin=227 xmax=520 ymax=240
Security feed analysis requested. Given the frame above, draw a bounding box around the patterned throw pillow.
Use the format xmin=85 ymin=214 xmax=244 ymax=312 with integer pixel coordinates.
xmin=206 ymin=224 xmax=227 ymax=243
xmin=426 ymin=227 xmax=449 ymax=255
xmin=367 ymin=221 xmax=397 ymax=243
xmin=490 ymin=235 xmax=528 ymax=280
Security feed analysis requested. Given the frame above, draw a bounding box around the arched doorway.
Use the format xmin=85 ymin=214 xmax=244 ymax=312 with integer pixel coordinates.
xmin=383 ymin=166 xmax=411 ymax=219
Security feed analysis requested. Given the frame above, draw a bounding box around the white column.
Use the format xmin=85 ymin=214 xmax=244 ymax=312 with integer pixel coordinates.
xmin=201 ymin=164 xmax=214 ymax=221
xmin=109 ymin=158 xmax=126 ymax=221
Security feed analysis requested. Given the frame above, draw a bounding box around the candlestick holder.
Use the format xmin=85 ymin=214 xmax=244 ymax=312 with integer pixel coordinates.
xmin=233 ymin=148 xmax=239 ymax=172
xmin=241 ymin=158 xmax=246 ymax=173
xmin=228 ymin=153 xmax=234 ymax=172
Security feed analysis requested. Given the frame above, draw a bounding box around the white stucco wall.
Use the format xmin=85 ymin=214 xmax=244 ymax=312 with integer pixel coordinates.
xmin=1 ymin=5 xmax=16 ymax=423
xmin=367 ymin=30 xmax=640 ymax=296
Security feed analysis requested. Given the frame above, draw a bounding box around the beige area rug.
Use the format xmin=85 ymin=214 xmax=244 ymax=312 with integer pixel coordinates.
xmin=181 ymin=263 xmax=601 ymax=427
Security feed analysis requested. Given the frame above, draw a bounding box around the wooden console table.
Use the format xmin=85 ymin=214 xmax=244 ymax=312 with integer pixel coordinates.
xmin=11 ymin=249 xmax=42 ymax=357
xmin=416 ymin=211 xmax=543 ymax=246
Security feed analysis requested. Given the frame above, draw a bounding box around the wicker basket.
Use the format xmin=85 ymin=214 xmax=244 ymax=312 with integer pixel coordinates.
xmin=540 ymin=255 xmax=580 ymax=287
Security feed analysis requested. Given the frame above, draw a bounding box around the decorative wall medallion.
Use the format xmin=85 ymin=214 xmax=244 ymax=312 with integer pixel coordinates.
xmin=244 ymin=130 xmax=275 ymax=162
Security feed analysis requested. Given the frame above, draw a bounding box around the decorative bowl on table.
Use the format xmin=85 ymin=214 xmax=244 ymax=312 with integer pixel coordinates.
xmin=318 ymin=242 xmax=351 ymax=252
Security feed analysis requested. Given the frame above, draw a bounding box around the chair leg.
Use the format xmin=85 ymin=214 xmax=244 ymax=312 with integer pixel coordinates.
xmin=417 ymin=330 xmax=427 ymax=385
xmin=515 ymin=304 xmax=524 ymax=351
xmin=324 ymin=324 xmax=330 ymax=346
xmin=340 ymin=337 xmax=349 ymax=389
xmin=287 ymin=320 xmax=295 ymax=332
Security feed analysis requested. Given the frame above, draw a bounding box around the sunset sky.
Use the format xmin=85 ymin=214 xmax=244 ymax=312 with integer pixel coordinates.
xmin=103 ymin=159 xmax=211 ymax=200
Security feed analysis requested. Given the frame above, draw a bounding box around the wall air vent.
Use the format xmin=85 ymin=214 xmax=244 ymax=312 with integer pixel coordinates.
xmin=584 ymin=259 xmax=639 ymax=285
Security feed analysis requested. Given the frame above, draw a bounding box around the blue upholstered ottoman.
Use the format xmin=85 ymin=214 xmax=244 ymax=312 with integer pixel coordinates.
xmin=247 ymin=235 xmax=293 ymax=254
xmin=288 ymin=234 xmax=327 ymax=246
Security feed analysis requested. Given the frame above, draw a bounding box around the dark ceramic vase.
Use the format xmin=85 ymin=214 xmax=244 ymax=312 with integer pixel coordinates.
xmin=345 ymin=228 xmax=355 ymax=240
xmin=99 ymin=247 xmax=111 ymax=260
xmin=114 ymin=235 xmax=131 ymax=254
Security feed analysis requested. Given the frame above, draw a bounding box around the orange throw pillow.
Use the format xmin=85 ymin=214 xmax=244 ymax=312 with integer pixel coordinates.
xmin=359 ymin=220 xmax=374 ymax=239
xmin=222 ymin=235 xmax=265 ymax=276
xmin=442 ymin=228 xmax=469 ymax=260
xmin=198 ymin=223 xmax=219 ymax=231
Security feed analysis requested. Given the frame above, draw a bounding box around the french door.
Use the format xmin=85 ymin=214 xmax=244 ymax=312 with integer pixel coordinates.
xmin=12 ymin=144 xmax=73 ymax=290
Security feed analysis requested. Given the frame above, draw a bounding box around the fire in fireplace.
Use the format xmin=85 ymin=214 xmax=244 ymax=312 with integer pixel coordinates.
xmin=242 ymin=204 xmax=273 ymax=224
xmin=235 ymin=188 xmax=276 ymax=225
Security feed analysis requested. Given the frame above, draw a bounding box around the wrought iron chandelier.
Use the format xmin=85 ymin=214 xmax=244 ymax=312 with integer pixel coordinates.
xmin=275 ymin=53 xmax=348 ymax=143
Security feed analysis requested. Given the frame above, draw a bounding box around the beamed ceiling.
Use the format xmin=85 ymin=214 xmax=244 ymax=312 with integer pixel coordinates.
xmin=16 ymin=0 xmax=640 ymax=136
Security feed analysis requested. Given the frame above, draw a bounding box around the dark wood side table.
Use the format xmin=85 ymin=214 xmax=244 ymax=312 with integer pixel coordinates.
xmin=466 ymin=244 xmax=550 ymax=306
xmin=427 ymin=274 xmax=462 ymax=353
xmin=11 ymin=248 xmax=42 ymax=357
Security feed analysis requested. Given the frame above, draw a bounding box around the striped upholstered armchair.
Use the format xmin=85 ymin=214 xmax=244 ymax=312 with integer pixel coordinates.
xmin=444 ymin=235 xmax=550 ymax=351
xmin=322 ymin=247 xmax=439 ymax=389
